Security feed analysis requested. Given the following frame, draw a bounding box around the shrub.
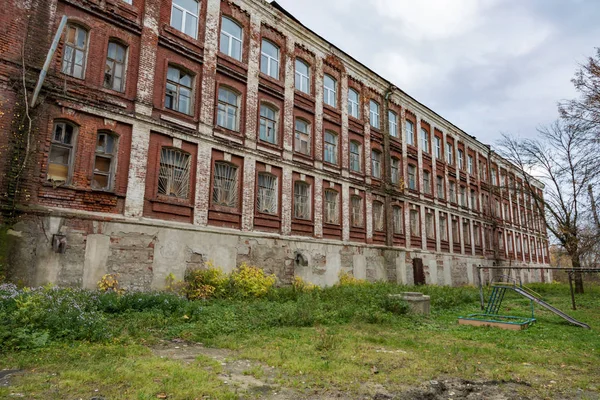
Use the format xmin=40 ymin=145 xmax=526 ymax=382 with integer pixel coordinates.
xmin=185 ymin=265 xmax=229 ymax=300
xmin=230 ymin=263 xmax=276 ymax=299
xmin=382 ymin=295 xmax=410 ymax=315
xmin=337 ymin=271 xmax=366 ymax=286
xmin=98 ymin=274 xmax=124 ymax=294
xmin=292 ymin=276 xmax=316 ymax=292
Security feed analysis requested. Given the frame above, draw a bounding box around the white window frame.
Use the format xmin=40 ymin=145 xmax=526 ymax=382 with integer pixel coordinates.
xmin=260 ymin=39 xmax=280 ymax=79
xmin=468 ymin=155 xmax=473 ymax=174
xmin=324 ymin=189 xmax=340 ymax=225
xmin=217 ymin=86 xmax=240 ymax=131
xmin=324 ymin=131 xmax=338 ymax=165
xmin=389 ymin=110 xmax=398 ymax=137
xmin=405 ymin=120 xmax=415 ymax=146
xmin=213 ymin=162 xmax=239 ymax=208
xmin=165 ymin=65 xmax=193 ymax=115
xmin=408 ymin=164 xmax=417 ymax=190
xmin=371 ymin=150 xmax=382 ymax=179
xmin=349 ymin=141 xmax=361 ymax=173
xmin=220 ymin=16 xmax=243 ymax=61
xmin=295 ymin=59 xmax=310 ymax=94
xmin=435 ymin=136 xmax=442 ymax=159
xmin=423 ymin=171 xmax=431 ymax=195
xmin=369 ymin=100 xmax=380 ymax=129
xmin=294 ymin=181 xmax=311 ymax=220
xmin=170 ymin=0 xmax=199 ymax=39
xmin=104 ymin=41 xmax=128 ymax=92
xmin=294 ymin=118 xmax=311 ymax=155
xmin=351 ymin=195 xmax=364 ymax=228
xmin=348 ymin=89 xmax=360 ymax=118
xmin=421 ymin=128 xmax=429 ymax=152
xmin=323 ymin=74 xmax=337 ymax=107
xmin=391 ymin=158 xmax=400 ymax=185
xmin=259 ymin=103 xmax=278 ymax=145
xmin=446 ymin=143 xmax=453 ymax=165
xmin=158 ymin=147 xmax=191 ymax=199
xmin=458 ymin=149 xmax=464 ymax=170
xmin=372 ymin=201 xmax=385 ymax=232
xmin=257 ymin=172 xmax=278 ymax=215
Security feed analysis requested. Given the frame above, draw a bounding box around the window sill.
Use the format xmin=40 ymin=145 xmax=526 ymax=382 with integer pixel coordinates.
xmin=210 ymin=205 xmax=242 ymax=215
xmin=323 ymin=103 xmax=341 ymax=115
xmin=255 ymin=212 xmax=281 ymax=221
xmin=151 ymin=196 xmax=193 ymax=208
xmin=162 ymin=24 xmax=204 ymax=49
xmin=41 ymin=181 xmax=125 ymax=197
xmin=161 ymin=107 xmax=197 ymax=124
xmin=216 ymin=53 xmax=248 ymax=72
xmin=258 ymin=73 xmax=284 ymax=90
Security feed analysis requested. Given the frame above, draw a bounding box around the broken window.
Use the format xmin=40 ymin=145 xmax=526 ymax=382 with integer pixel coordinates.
xmin=62 ymin=24 xmax=88 ymax=79
xmin=165 ymin=66 xmax=193 ymax=115
xmin=158 ymin=148 xmax=191 ymax=199
xmin=323 ymin=189 xmax=339 ymax=225
xmin=104 ymin=41 xmax=127 ymax=92
xmin=92 ymin=131 xmax=117 ymax=191
xmin=294 ymin=118 xmax=311 ymax=155
xmin=259 ymin=104 xmax=278 ymax=145
xmin=212 ymin=162 xmax=238 ymax=208
xmin=294 ymin=181 xmax=310 ymax=220
xmin=257 ymin=173 xmax=278 ymax=215
xmin=48 ymin=121 xmax=76 ymax=183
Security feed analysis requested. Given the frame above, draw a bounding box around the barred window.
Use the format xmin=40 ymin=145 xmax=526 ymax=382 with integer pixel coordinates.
xmin=393 ymin=206 xmax=403 ymax=234
xmin=350 ymin=141 xmax=361 ymax=172
xmin=351 ymin=195 xmax=363 ymax=227
xmin=48 ymin=121 xmax=77 ymax=183
xmin=213 ymin=162 xmax=238 ymax=208
xmin=372 ymin=201 xmax=384 ymax=232
xmin=294 ymin=181 xmax=311 ymax=220
xmin=294 ymin=118 xmax=311 ymax=155
xmin=324 ymin=189 xmax=339 ymax=224
xmin=158 ymin=148 xmax=191 ymax=199
xmin=92 ymin=132 xmax=118 ymax=191
xmin=257 ymin=173 xmax=278 ymax=215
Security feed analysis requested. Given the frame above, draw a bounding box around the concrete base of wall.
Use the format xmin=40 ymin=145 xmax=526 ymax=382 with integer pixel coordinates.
xmin=3 ymin=213 xmax=552 ymax=290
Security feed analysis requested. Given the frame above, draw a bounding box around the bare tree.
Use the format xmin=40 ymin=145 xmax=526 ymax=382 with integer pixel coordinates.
xmin=499 ymin=120 xmax=599 ymax=293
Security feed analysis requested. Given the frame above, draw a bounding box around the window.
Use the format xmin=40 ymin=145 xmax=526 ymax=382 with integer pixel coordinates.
xmin=62 ymin=24 xmax=88 ymax=79
xmin=348 ymin=89 xmax=360 ymax=118
xmin=410 ymin=209 xmax=420 ymax=237
xmin=92 ymin=132 xmax=117 ymax=191
xmin=220 ymin=17 xmax=242 ymax=61
xmin=217 ymin=87 xmax=239 ymax=131
xmin=260 ymin=39 xmax=279 ymax=79
xmin=449 ymin=181 xmax=456 ymax=203
xmin=446 ymin=142 xmax=453 ymax=164
xmin=405 ymin=120 xmax=415 ymax=145
xmin=295 ymin=59 xmax=310 ymax=94
xmin=471 ymin=189 xmax=477 ymax=211
xmin=373 ymin=201 xmax=384 ymax=231
xmin=435 ymin=136 xmax=442 ymax=159
xmin=47 ymin=121 xmax=76 ymax=183
xmin=393 ymin=206 xmax=403 ymax=234
xmin=452 ymin=219 xmax=460 ymax=243
xmin=440 ymin=214 xmax=448 ymax=241
xmin=165 ymin=66 xmax=193 ymax=115
xmin=213 ymin=162 xmax=238 ymax=208
xmin=498 ymin=232 xmax=505 ymax=250
xmin=491 ymin=168 xmax=497 ymax=185
xmin=104 ymin=41 xmax=127 ymax=92
xmin=257 ymin=173 xmax=278 ymax=214
xmin=421 ymin=129 xmax=429 ymax=152
xmin=171 ymin=0 xmax=199 ymax=38
xmin=423 ymin=171 xmax=431 ymax=195
xmin=349 ymin=141 xmax=361 ymax=172
xmin=436 ymin=176 xmax=444 ymax=199
xmin=371 ymin=150 xmax=382 ymax=179
xmin=426 ymin=212 xmax=435 ymax=239
xmin=369 ymin=100 xmax=380 ymax=129
xmin=389 ymin=111 xmax=398 ymax=136
xmin=324 ymin=189 xmax=339 ymax=224
xmin=324 ymin=131 xmax=338 ymax=165
xmin=468 ymin=155 xmax=473 ymax=174
xmin=259 ymin=104 xmax=278 ymax=144
xmin=408 ymin=164 xmax=417 ymax=190
xmin=323 ymin=74 xmax=337 ymax=107
xmin=463 ymin=220 xmax=471 ymax=245
xmin=508 ymin=235 xmax=514 ymax=252
xmin=158 ymin=148 xmax=191 ymax=199
xmin=351 ymin=195 xmax=363 ymax=228
xmin=458 ymin=150 xmax=464 ymax=170
xmin=294 ymin=181 xmax=311 ymax=220
xmin=294 ymin=119 xmax=310 ymax=155
xmin=460 ymin=186 xmax=467 ymax=207
xmin=391 ymin=158 xmax=400 ymax=185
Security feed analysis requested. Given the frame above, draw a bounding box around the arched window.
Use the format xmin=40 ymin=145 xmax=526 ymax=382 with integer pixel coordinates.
xmin=323 ymin=74 xmax=337 ymax=107
xmin=165 ymin=65 xmax=193 ymax=114
xmin=171 ymin=0 xmax=199 ymax=38
xmin=217 ymin=86 xmax=240 ymax=131
xmin=323 ymin=189 xmax=339 ymax=224
xmin=158 ymin=148 xmax=191 ymax=199
xmin=348 ymin=89 xmax=360 ymax=118
xmin=259 ymin=104 xmax=278 ymax=144
xmin=423 ymin=171 xmax=431 ymax=194
xmin=388 ymin=110 xmax=397 ymax=136
xmin=349 ymin=141 xmax=361 ymax=172
xmin=62 ymin=24 xmax=88 ymax=79
xmin=260 ymin=39 xmax=280 ymax=79
xmin=104 ymin=41 xmax=128 ymax=92
xmin=220 ymin=17 xmax=243 ymax=61
xmin=212 ymin=162 xmax=239 ymax=208
xmin=369 ymin=100 xmax=380 ymax=129
xmin=405 ymin=120 xmax=415 ymax=145
xmin=421 ymin=128 xmax=430 ymax=152
xmin=324 ymin=131 xmax=338 ymax=165
xmin=294 ymin=181 xmax=311 ymax=220
xmin=92 ymin=131 xmax=118 ymax=191
xmin=407 ymin=164 xmax=417 ymax=190
xmin=391 ymin=157 xmax=400 ymax=184
xmin=371 ymin=149 xmax=382 ymax=179
xmin=48 ymin=121 xmax=77 ymax=183
xmin=257 ymin=173 xmax=278 ymax=215
xmin=294 ymin=118 xmax=310 ymax=155
xmin=295 ymin=59 xmax=310 ymax=93
xmin=393 ymin=206 xmax=403 ymax=234
xmin=351 ymin=195 xmax=363 ymax=228
xmin=372 ymin=201 xmax=384 ymax=232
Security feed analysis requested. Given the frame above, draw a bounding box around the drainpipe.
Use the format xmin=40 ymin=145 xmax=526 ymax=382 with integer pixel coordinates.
xmin=31 ymin=15 xmax=68 ymax=108
xmin=383 ymin=85 xmax=397 ymax=247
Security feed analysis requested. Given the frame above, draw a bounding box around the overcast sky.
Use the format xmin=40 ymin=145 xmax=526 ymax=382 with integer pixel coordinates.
xmin=271 ymin=0 xmax=600 ymax=146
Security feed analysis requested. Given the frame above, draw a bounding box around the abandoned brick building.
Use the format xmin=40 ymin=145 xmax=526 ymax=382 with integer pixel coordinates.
xmin=0 ymin=0 xmax=550 ymax=290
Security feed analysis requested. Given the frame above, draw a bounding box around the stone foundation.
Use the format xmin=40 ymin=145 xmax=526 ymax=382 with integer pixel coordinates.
xmin=4 ymin=213 xmax=552 ymax=290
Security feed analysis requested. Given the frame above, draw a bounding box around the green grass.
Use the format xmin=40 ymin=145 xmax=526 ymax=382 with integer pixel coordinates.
xmin=1 ymin=282 xmax=599 ymax=399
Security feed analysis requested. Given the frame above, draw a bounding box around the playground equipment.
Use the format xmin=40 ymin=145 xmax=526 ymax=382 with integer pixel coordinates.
xmin=459 ymin=275 xmax=590 ymax=330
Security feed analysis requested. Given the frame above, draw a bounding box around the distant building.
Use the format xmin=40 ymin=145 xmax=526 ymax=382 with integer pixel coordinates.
xmin=0 ymin=0 xmax=550 ymax=290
